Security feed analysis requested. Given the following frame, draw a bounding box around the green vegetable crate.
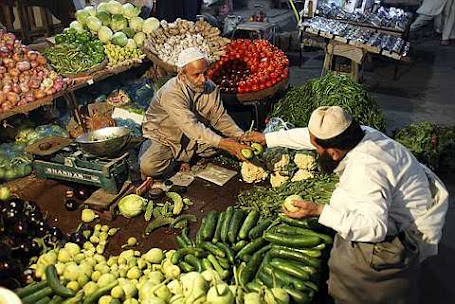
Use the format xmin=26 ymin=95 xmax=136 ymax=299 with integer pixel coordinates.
xmin=33 ymin=148 xmax=130 ymax=194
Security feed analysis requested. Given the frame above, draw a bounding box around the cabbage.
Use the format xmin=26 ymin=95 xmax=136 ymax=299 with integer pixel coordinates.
xmin=133 ymin=32 xmax=145 ymax=47
xmin=86 ymin=16 xmax=102 ymax=32
xmin=75 ymin=9 xmax=90 ymax=25
xmin=107 ymin=0 xmax=123 ymax=15
xmin=129 ymin=16 xmax=144 ymax=32
xmin=123 ymin=27 xmax=135 ymax=38
xmin=84 ymin=6 xmax=96 ymax=16
xmin=142 ymin=18 xmax=160 ymax=34
xmin=98 ymin=26 xmax=113 ymax=43
xmin=111 ymin=14 xmax=128 ymax=32
xmin=96 ymin=11 xmax=111 ymax=26
xmin=118 ymin=194 xmax=146 ymax=218
xmin=125 ymin=38 xmax=137 ymax=49
xmin=69 ymin=20 xmax=84 ymax=33
xmin=122 ymin=3 xmax=141 ymax=19
xmin=97 ymin=2 xmax=109 ymax=13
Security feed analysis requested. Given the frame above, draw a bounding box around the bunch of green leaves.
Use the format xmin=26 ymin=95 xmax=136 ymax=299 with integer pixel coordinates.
xmin=237 ymin=174 xmax=338 ymax=217
xmin=394 ymin=122 xmax=455 ymax=172
xmin=54 ymin=28 xmax=94 ymax=45
xmin=271 ymin=73 xmax=386 ymax=132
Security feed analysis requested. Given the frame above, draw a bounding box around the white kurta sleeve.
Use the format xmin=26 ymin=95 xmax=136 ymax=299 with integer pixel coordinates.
xmin=265 ymin=128 xmax=315 ymax=150
xmin=318 ymin=156 xmax=393 ymax=242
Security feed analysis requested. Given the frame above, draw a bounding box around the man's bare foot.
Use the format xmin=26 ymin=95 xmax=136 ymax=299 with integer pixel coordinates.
xmin=180 ymin=163 xmax=191 ymax=172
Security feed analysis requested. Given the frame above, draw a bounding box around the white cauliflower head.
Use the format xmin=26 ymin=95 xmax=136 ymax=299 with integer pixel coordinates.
xmin=241 ymin=162 xmax=268 ymax=183
xmin=294 ymin=152 xmax=316 ymax=171
xmin=291 ymin=169 xmax=314 ymax=182
xmin=273 ymin=154 xmax=290 ymax=172
xmin=270 ymin=171 xmax=289 ymax=188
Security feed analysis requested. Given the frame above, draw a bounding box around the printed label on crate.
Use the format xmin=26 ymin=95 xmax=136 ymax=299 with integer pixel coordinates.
xmin=45 ymin=168 xmax=101 ymax=183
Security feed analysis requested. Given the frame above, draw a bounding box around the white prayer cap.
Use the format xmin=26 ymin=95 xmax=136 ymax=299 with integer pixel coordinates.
xmin=308 ymin=106 xmax=352 ymax=140
xmin=177 ymin=47 xmax=208 ymax=68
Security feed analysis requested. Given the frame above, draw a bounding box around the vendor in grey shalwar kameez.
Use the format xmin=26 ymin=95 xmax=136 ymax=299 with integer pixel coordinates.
xmin=243 ymin=106 xmax=449 ymax=304
xmin=140 ymin=48 xmax=253 ymax=178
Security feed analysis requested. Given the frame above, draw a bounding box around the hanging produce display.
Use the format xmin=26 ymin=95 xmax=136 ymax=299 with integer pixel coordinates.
xmin=144 ymin=19 xmax=230 ymax=67
xmin=69 ymin=1 xmax=148 ymax=68
xmin=44 ymin=29 xmax=106 ymax=75
xmin=271 ymin=72 xmax=387 ymax=131
xmin=207 ymin=39 xmax=289 ymax=94
xmin=0 ymin=30 xmax=67 ymax=113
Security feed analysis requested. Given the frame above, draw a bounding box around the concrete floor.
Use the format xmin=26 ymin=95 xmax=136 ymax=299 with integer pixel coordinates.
xmin=287 ymin=35 xmax=455 ymax=304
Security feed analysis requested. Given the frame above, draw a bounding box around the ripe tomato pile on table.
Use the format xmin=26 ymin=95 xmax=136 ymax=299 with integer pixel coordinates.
xmin=207 ymin=39 xmax=289 ymax=94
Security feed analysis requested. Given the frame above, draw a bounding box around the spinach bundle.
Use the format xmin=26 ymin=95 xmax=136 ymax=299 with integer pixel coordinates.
xmin=271 ymin=73 xmax=386 ymax=132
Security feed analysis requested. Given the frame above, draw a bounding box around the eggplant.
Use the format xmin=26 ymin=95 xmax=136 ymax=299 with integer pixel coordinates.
xmin=69 ymin=232 xmax=86 ymax=246
xmin=35 ymin=221 xmax=48 ymax=237
xmin=23 ymin=200 xmax=40 ymax=215
xmin=0 ymin=243 xmax=11 ymax=260
xmin=20 ymin=268 xmax=36 ymax=285
xmin=48 ymin=226 xmax=63 ymax=239
xmin=13 ymin=220 xmax=29 ymax=236
xmin=64 ymin=198 xmax=79 ymax=211
xmin=6 ymin=198 xmax=25 ymax=212
xmin=28 ymin=210 xmax=43 ymax=225
xmin=0 ymin=259 xmax=21 ymax=279
xmin=3 ymin=207 xmax=19 ymax=223
xmin=74 ymin=186 xmax=91 ymax=200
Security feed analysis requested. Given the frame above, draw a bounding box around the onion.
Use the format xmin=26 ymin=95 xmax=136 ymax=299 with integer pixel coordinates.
xmin=24 ymin=92 xmax=35 ymax=103
xmin=36 ymin=55 xmax=47 ymax=65
xmin=3 ymin=57 xmax=13 ymax=66
xmin=44 ymin=87 xmax=56 ymax=96
xmin=2 ymin=101 xmax=12 ymax=111
xmin=0 ymin=92 xmax=5 ymax=103
xmin=17 ymin=99 xmax=27 ymax=106
xmin=6 ymin=92 xmax=18 ymax=104
xmin=0 ymin=66 xmax=6 ymax=74
xmin=11 ymin=83 xmax=20 ymax=94
xmin=2 ymin=84 xmax=12 ymax=93
xmin=27 ymin=51 xmax=38 ymax=61
xmin=19 ymin=82 xmax=29 ymax=93
xmin=33 ymin=90 xmax=46 ymax=100
xmin=12 ymin=53 xmax=21 ymax=62
xmin=16 ymin=61 xmax=30 ymax=72
xmin=30 ymin=61 xmax=39 ymax=68
xmin=29 ymin=76 xmax=42 ymax=89
xmin=8 ymin=68 xmax=20 ymax=77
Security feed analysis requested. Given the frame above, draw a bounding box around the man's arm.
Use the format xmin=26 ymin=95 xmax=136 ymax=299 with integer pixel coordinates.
xmin=265 ymin=128 xmax=315 ymax=150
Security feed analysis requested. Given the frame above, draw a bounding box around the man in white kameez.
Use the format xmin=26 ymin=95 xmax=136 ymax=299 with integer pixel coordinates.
xmin=244 ymin=106 xmax=449 ymax=303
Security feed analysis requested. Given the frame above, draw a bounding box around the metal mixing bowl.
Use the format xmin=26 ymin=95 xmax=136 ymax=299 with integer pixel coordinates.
xmin=76 ymin=127 xmax=131 ymax=158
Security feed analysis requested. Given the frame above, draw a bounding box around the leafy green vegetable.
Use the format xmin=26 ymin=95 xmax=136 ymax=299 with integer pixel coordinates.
xmin=118 ymin=194 xmax=146 ymax=218
xmin=111 ymin=14 xmax=128 ymax=32
xmin=271 ymin=73 xmax=386 ymax=131
xmin=111 ymin=31 xmax=128 ymax=46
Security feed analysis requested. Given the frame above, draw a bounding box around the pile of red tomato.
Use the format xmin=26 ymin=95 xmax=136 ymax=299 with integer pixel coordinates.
xmin=207 ymin=39 xmax=289 ymax=94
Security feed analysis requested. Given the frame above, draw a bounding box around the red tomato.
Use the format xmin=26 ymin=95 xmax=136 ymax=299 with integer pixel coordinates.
xmin=252 ymin=84 xmax=259 ymax=91
xmin=266 ymin=80 xmax=272 ymax=87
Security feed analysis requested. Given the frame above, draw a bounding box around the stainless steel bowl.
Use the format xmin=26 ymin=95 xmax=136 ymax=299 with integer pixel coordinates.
xmin=76 ymin=127 xmax=131 ymax=158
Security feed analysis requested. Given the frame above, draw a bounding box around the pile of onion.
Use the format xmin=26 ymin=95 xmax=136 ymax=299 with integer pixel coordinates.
xmin=0 ymin=30 xmax=68 ymax=113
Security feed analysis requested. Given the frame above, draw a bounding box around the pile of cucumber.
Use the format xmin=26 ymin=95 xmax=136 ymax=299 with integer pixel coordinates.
xmin=173 ymin=206 xmax=333 ymax=303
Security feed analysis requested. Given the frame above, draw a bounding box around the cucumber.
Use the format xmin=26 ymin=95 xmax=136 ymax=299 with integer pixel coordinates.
xmin=278 ymin=214 xmax=321 ymax=229
xmin=171 ymin=247 xmax=204 ymax=264
xmin=269 ymin=258 xmax=310 ymax=281
xmin=201 ymin=258 xmax=213 ymax=270
xmin=238 ymin=210 xmax=259 ymax=240
xmin=21 ymin=287 xmax=53 ymax=304
xmin=36 ymin=296 xmax=52 ymax=304
xmin=82 ymin=280 xmax=118 ymax=304
xmin=170 ymin=214 xmax=198 ymax=228
xmin=272 ymin=224 xmax=333 ymax=244
xmin=283 ymin=288 xmax=313 ymax=304
xmin=212 ymin=212 xmax=225 ymax=243
xmin=268 ymin=248 xmax=321 ymax=268
xmin=270 ymin=257 xmax=318 ymax=277
xmin=232 ymin=240 xmax=248 ymax=252
xmin=45 ymin=265 xmax=75 ymax=298
xmin=228 ymin=209 xmax=245 ymax=243
xmin=248 ymin=218 xmax=273 ymax=239
xmin=221 ymin=206 xmax=234 ymax=243
xmin=144 ymin=200 xmax=154 ymax=221
xmin=16 ymin=280 xmax=48 ymax=298
xmin=239 ymin=244 xmax=271 ymax=286
xmin=236 ymin=237 xmax=267 ymax=261
xmin=207 ymin=254 xmax=229 ymax=279
xmin=264 ymin=231 xmax=321 ymax=248
xmin=271 ymin=244 xmax=322 ymax=258
xmin=215 ymin=242 xmax=235 ymax=264
xmin=261 ymin=264 xmax=309 ymax=291
xmin=181 ymin=227 xmax=194 ymax=247
xmin=201 ymin=212 xmax=218 ymax=241
xmin=201 ymin=241 xmax=225 ymax=258
xmin=49 ymin=295 xmax=64 ymax=304
xmin=179 ymin=261 xmax=195 ymax=272
xmin=216 ymin=256 xmax=230 ymax=269
xmin=175 ymin=235 xmax=188 ymax=248
xmin=184 ymin=254 xmax=203 ymax=272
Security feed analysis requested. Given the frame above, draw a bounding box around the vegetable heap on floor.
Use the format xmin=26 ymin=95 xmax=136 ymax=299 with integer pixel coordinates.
xmin=394 ymin=121 xmax=455 ymax=173
xmin=271 ymin=73 xmax=386 ymax=131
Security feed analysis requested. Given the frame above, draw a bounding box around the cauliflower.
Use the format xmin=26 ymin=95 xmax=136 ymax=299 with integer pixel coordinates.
xmin=294 ymin=152 xmax=316 ymax=171
xmin=291 ymin=169 xmax=314 ymax=182
xmin=270 ymin=172 xmax=289 ymax=188
xmin=272 ymin=154 xmax=290 ymax=172
xmin=241 ymin=162 xmax=268 ymax=183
